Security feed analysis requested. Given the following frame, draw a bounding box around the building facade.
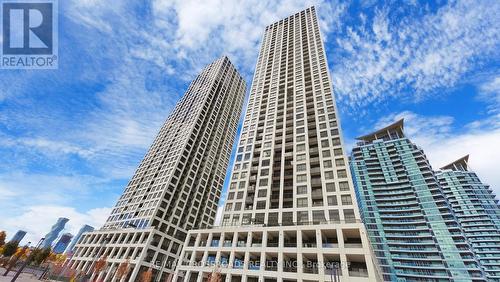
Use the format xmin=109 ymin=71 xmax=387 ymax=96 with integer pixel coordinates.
xmin=41 ymin=217 xmax=69 ymax=249
xmin=437 ymin=156 xmax=500 ymax=280
xmin=54 ymin=233 xmax=74 ymax=254
xmin=9 ymin=230 xmax=27 ymax=243
xmin=350 ymin=119 xmax=493 ymax=281
xmin=174 ymin=7 xmax=380 ymax=282
xmin=68 ymin=57 xmax=246 ymax=281
xmin=64 ymin=225 xmax=94 ymax=255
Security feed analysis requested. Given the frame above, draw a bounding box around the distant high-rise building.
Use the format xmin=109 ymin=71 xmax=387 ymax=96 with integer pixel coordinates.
xmin=437 ymin=155 xmax=500 ymax=280
xmin=41 ymin=217 xmax=69 ymax=249
xmin=53 ymin=233 xmax=73 ymax=254
xmin=174 ymin=7 xmax=380 ymax=282
xmin=64 ymin=224 xmax=94 ymax=255
xmin=350 ymin=119 xmax=494 ymax=281
xmin=68 ymin=56 xmax=246 ymax=281
xmin=9 ymin=230 xmax=27 ymax=243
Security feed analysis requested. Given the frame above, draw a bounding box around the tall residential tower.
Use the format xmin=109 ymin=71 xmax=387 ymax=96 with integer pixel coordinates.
xmin=174 ymin=7 xmax=380 ymax=282
xmin=9 ymin=230 xmax=27 ymax=243
xmin=41 ymin=217 xmax=69 ymax=249
xmin=350 ymin=119 xmax=499 ymax=281
xmin=68 ymin=57 xmax=246 ymax=281
xmin=437 ymin=156 xmax=500 ymax=280
xmin=64 ymin=224 xmax=94 ymax=255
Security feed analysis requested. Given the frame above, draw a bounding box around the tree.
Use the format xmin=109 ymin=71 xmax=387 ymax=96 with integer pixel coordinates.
xmin=115 ymin=258 xmax=130 ymax=281
xmin=33 ymin=247 xmax=51 ymax=265
xmin=1 ymin=241 xmax=18 ymax=257
xmin=0 ymin=231 xmax=6 ymax=247
xmin=140 ymin=268 xmax=153 ymax=282
xmin=164 ymin=273 xmax=173 ymax=282
xmin=93 ymin=255 xmax=107 ymax=277
xmin=207 ymin=266 xmax=221 ymax=282
xmin=29 ymin=248 xmax=42 ymax=264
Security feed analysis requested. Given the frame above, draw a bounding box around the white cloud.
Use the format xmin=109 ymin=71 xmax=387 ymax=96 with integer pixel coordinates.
xmin=1 ymin=205 xmax=111 ymax=246
xmin=478 ymin=76 xmax=500 ymax=113
xmin=332 ymin=0 xmax=500 ymax=108
xmin=375 ymin=111 xmax=500 ymax=197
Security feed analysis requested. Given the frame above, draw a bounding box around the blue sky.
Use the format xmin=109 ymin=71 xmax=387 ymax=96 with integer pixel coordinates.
xmin=0 ymin=0 xmax=499 ymax=244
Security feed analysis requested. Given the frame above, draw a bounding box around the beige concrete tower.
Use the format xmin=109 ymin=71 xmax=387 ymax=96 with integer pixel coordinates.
xmin=174 ymin=7 xmax=380 ymax=282
xmin=67 ymin=56 xmax=246 ymax=281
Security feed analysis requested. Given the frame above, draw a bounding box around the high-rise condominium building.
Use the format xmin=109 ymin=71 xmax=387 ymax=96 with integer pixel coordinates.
xmin=64 ymin=225 xmax=94 ymax=255
xmin=437 ymin=156 xmax=500 ymax=280
xmin=53 ymin=233 xmax=74 ymax=254
xmin=9 ymin=230 xmax=27 ymax=243
xmin=350 ymin=119 xmax=499 ymax=281
xmin=41 ymin=217 xmax=69 ymax=249
xmin=174 ymin=7 xmax=380 ymax=282
xmin=68 ymin=57 xmax=246 ymax=281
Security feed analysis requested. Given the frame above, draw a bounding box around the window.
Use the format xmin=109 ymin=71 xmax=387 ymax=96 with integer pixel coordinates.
xmin=256 ymin=201 xmax=266 ymax=209
xmin=225 ymin=203 xmax=233 ymax=211
xmin=297 ymin=198 xmax=308 ymax=207
xmin=259 ymin=178 xmax=268 ymax=186
xmin=297 ymin=154 xmax=306 ymax=161
xmin=333 ymin=148 xmax=343 ymax=156
xmin=297 ymin=174 xmax=307 ymax=182
xmin=335 ymin=159 xmax=345 ymax=166
xmin=327 ymin=196 xmax=337 ymax=206
xmin=326 ymin=183 xmax=335 ymax=192
xmin=232 ymin=215 xmax=240 ymax=225
xmin=322 ymin=150 xmax=331 ymax=157
xmin=222 ymin=215 xmax=230 ymax=226
xmin=344 ymin=209 xmax=356 ymax=223
xmin=325 ymin=171 xmax=334 ymax=179
xmin=329 ymin=210 xmax=340 ymax=222
xmin=341 ymin=195 xmax=352 ymax=205
xmin=313 ymin=211 xmax=325 ymax=223
xmin=297 ymin=185 xmax=307 ymax=194
xmin=257 ymin=189 xmax=267 ymax=197
xmin=339 ymin=182 xmax=350 ymax=191
xmin=297 ymin=164 xmax=306 ymax=171
xmin=242 ymin=214 xmax=251 ymax=225
xmin=228 ymin=192 xmax=235 ymax=200
xmin=297 ymin=211 xmax=308 ymax=223
xmin=235 ymin=202 xmax=242 ymax=211
xmin=237 ymin=192 xmax=244 ymax=199
xmin=323 ymin=160 xmax=332 ymax=168
xmin=337 ymin=170 xmax=347 ymax=178
xmin=297 ymin=144 xmax=306 ymax=152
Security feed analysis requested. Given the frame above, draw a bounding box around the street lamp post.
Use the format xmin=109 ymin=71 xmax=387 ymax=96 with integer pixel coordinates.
xmin=10 ymin=237 xmax=44 ymax=282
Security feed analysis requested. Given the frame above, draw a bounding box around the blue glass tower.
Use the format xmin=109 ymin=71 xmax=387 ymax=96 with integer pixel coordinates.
xmin=9 ymin=230 xmax=27 ymax=243
xmin=350 ymin=119 xmax=481 ymax=281
xmin=64 ymin=224 xmax=94 ymax=255
xmin=437 ymin=155 xmax=500 ymax=280
xmin=53 ymin=233 xmax=73 ymax=254
xmin=41 ymin=217 xmax=69 ymax=249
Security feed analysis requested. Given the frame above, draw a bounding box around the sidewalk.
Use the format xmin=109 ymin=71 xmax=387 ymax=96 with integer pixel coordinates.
xmin=0 ymin=268 xmax=42 ymax=282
